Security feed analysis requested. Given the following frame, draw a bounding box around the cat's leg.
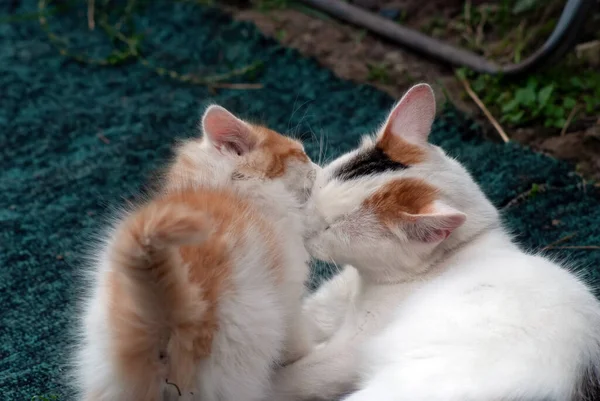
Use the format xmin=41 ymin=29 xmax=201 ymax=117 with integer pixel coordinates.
xmin=341 ymin=356 xmax=583 ymax=401
xmin=271 ymin=338 xmax=359 ymax=401
xmin=280 ymin=263 xmax=319 ymax=364
xmin=281 ymin=308 xmax=315 ymax=365
xmin=303 ymin=265 xmax=360 ymax=343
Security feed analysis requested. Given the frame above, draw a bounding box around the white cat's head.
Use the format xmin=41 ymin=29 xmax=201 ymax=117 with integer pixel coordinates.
xmin=305 ymin=84 xmax=499 ymax=282
xmin=164 ymin=105 xmax=317 ymax=205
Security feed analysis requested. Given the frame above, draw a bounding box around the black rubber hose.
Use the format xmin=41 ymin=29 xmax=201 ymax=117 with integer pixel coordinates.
xmin=300 ymin=0 xmax=596 ymax=77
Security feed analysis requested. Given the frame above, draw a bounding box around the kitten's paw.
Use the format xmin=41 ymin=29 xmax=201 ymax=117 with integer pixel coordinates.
xmin=270 ymin=365 xmax=302 ymax=401
xmin=282 ymin=318 xmax=315 ymax=365
xmin=280 ymin=342 xmax=311 ymax=366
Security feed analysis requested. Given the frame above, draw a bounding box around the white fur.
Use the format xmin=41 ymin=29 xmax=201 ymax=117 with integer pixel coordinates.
xmin=272 ymin=84 xmax=600 ymax=401
xmin=72 ymin=106 xmax=316 ymax=401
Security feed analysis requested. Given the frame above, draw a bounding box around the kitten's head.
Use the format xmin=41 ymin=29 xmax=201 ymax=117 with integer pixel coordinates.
xmin=165 ymin=105 xmax=317 ymax=204
xmin=305 ymin=84 xmax=498 ymax=281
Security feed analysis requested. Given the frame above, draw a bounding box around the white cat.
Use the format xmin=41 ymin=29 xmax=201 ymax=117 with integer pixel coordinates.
xmin=272 ymin=84 xmax=600 ymax=401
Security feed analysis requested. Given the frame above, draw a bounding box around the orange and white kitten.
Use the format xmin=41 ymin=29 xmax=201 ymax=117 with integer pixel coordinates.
xmin=73 ymin=106 xmax=317 ymax=401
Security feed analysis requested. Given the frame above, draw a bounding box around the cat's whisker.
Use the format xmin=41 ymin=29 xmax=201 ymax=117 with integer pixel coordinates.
xmin=328 ymin=257 xmax=343 ymax=279
xmin=304 ymin=121 xmax=327 ymax=167
xmin=317 ymin=128 xmax=326 ymax=167
xmin=288 ymin=98 xmax=313 ymax=139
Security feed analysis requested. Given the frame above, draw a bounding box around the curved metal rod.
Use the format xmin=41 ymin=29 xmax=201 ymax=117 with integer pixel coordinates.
xmin=300 ymin=0 xmax=595 ymax=77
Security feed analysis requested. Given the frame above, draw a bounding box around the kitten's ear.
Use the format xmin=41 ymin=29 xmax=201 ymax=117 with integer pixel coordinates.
xmin=383 ymin=83 xmax=436 ymax=146
xmin=403 ymin=202 xmax=466 ymax=243
xmin=201 ymin=105 xmax=256 ymax=155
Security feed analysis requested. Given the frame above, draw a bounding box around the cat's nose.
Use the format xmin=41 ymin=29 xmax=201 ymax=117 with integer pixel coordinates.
xmin=306 ymin=162 xmax=321 ymax=190
xmin=302 ymin=201 xmax=327 ymax=240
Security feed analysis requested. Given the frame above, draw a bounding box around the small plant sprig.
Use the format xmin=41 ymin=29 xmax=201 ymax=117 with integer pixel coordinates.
xmin=37 ymin=0 xmax=264 ymax=88
xmin=366 ymin=62 xmax=391 ymax=84
xmin=458 ymin=65 xmax=600 ymax=130
xmin=31 ymin=395 xmax=60 ymax=401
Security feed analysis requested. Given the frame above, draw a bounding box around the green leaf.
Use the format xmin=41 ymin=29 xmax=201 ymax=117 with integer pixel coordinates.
xmin=553 ymin=117 xmax=567 ymax=128
xmin=506 ymin=110 xmax=525 ymax=124
xmin=537 ymin=85 xmax=554 ymax=108
xmin=455 ymin=68 xmax=468 ymax=80
xmin=553 ymin=106 xmax=566 ymax=118
xmin=526 ymin=76 xmax=538 ymax=91
xmin=472 ymin=77 xmax=487 ymax=93
xmin=570 ymin=76 xmax=585 ymax=89
xmin=514 ymin=86 xmax=536 ymax=107
xmin=563 ymin=97 xmax=577 ymax=109
xmin=583 ymin=95 xmax=598 ymax=113
xmin=502 ymin=98 xmax=520 ymax=113
xmin=530 ymin=183 xmax=540 ymax=197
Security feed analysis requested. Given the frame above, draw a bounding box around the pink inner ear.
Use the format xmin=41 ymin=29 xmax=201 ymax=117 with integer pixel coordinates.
xmin=413 ymin=210 xmax=466 ymax=244
xmin=421 ymin=228 xmax=452 ymax=243
xmin=385 ymin=83 xmax=436 ymax=145
xmin=202 ymin=105 xmax=254 ymax=155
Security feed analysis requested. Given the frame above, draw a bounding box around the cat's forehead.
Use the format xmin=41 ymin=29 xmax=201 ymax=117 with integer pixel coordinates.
xmin=254 ymin=126 xmax=304 ymax=151
xmin=364 ymin=178 xmax=439 ymax=223
xmin=239 ymin=124 xmax=311 ymax=180
xmin=328 ymin=132 xmax=425 ymax=182
xmin=316 ymin=133 xmax=437 ymax=221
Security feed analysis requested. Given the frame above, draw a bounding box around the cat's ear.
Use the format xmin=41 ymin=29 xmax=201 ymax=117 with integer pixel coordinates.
xmin=201 ymin=105 xmax=256 ymax=155
xmin=402 ymin=201 xmax=466 ymax=243
xmin=383 ymin=83 xmax=436 ymax=146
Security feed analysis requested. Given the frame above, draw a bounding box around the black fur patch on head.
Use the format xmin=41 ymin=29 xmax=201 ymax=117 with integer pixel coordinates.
xmin=332 ymin=145 xmax=407 ymax=181
xmin=574 ymin=364 xmax=600 ymax=401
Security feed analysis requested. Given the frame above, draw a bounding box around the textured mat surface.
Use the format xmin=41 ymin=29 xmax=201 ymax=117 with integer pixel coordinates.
xmin=1 ymin=1 xmax=599 ymax=399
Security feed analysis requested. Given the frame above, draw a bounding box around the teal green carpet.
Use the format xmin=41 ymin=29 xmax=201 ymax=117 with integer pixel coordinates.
xmin=1 ymin=1 xmax=599 ymax=399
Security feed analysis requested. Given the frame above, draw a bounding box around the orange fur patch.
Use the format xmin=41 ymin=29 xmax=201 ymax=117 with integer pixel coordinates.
xmin=238 ymin=125 xmax=308 ymax=179
xmin=363 ymin=178 xmax=438 ymax=223
xmin=377 ymin=125 xmax=426 ymax=165
xmin=108 ymin=186 xmax=282 ymax=398
xmin=164 ymin=124 xmax=309 ymax=189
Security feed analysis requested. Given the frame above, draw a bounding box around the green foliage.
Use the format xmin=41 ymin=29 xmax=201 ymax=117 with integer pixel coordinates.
xmin=367 ymin=63 xmax=390 ymax=84
xmin=460 ymin=66 xmax=600 ymax=129
xmin=443 ymin=0 xmax=558 ymax=64
xmin=275 ymin=28 xmax=287 ymax=42
xmin=31 ymin=395 xmax=59 ymax=401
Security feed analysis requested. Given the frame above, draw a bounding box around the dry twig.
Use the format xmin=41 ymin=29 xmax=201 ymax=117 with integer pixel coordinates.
xmin=560 ymin=105 xmax=579 ymax=136
xmin=88 ymin=0 xmax=95 ymax=30
xmin=501 ymin=184 xmax=548 ymax=210
xmin=457 ymin=74 xmax=510 ymax=143
xmin=97 ymin=132 xmax=110 ymax=144
xmin=208 ymin=83 xmax=264 ymax=90
xmin=548 ymin=246 xmax=600 ymax=250
xmin=542 ymin=232 xmax=577 ymax=251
